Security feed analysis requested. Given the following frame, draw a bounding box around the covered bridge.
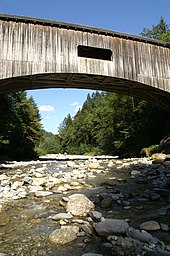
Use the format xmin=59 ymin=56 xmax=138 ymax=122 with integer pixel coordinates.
xmin=0 ymin=14 xmax=170 ymax=110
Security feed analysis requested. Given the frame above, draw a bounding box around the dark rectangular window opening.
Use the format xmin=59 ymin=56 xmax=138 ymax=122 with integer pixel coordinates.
xmin=78 ymin=45 xmax=112 ymax=61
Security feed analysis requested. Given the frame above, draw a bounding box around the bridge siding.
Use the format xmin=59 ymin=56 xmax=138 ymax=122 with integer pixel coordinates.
xmin=0 ymin=19 xmax=170 ymax=93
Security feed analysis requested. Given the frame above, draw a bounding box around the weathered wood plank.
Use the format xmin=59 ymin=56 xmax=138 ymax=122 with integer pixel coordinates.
xmin=0 ymin=17 xmax=169 ymax=105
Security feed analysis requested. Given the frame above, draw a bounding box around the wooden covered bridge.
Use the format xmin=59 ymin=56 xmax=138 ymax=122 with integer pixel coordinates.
xmin=0 ymin=14 xmax=170 ymax=110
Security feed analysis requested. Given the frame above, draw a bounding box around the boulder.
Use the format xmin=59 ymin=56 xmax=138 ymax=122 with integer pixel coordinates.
xmin=66 ymin=194 xmax=94 ymax=216
xmin=95 ymin=219 xmax=129 ymax=236
xmin=49 ymin=226 xmax=77 ymax=245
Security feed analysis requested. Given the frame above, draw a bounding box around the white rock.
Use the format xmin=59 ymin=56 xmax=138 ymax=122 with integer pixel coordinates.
xmin=32 ymin=178 xmax=46 ymax=186
xmin=131 ymin=170 xmax=141 ymax=176
xmin=52 ymin=213 xmax=73 ymax=220
xmin=0 ymin=174 xmax=8 ymax=181
xmin=29 ymin=185 xmax=44 ymax=192
xmin=34 ymin=191 xmax=53 ymax=197
xmin=58 ymin=185 xmax=68 ymax=192
xmin=66 ymin=194 xmax=94 ymax=216
xmin=87 ymin=162 xmax=100 ymax=169
xmin=67 ymin=161 xmax=76 ymax=168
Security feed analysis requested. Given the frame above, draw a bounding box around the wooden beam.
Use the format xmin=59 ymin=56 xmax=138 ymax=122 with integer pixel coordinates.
xmin=100 ymin=77 xmax=112 ymax=86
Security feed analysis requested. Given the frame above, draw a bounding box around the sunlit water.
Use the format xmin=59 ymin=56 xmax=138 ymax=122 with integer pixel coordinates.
xmin=0 ymin=160 xmax=169 ymax=256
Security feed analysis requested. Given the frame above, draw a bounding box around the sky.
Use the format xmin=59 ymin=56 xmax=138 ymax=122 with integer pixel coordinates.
xmin=1 ymin=0 xmax=170 ymax=133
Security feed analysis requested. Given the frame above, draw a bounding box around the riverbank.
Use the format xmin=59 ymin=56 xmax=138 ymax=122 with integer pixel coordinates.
xmin=0 ymin=155 xmax=170 ymax=255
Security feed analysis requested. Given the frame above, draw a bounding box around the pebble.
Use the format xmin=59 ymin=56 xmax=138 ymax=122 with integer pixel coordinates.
xmin=81 ymin=224 xmax=93 ymax=235
xmin=140 ymin=220 xmax=160 ymax=231
xmin=91 ymin=210 xmax=103 ymax=220
xmin=81 ymin=254 xmax=103 ymax=256
xmin=34 ymin=191 xmax=53 ymax=197
xmin=160 ymin=223 xmax=169 ymax=231
xmin=158 ymin=207 xmax=169 ymax=216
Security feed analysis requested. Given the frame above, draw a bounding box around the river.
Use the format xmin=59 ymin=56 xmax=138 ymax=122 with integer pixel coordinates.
xmin=0 ymin=155 xmax=170 ymax=256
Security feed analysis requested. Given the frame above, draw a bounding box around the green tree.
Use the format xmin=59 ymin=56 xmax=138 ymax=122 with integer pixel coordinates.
xmin=10 ymin=92 xmax=43 ymax=159
xmin=58 ymin=90 xmax=169 ymax=157
xmin=0 ymin=91 xmax=43 ymax=159
xmin=0 ymin=93 xmax=16 ymax=155
xmin=36 ymin=131 xmax=62 ymax=155
xmin=141 ymin=17 xmax=170 ymax=42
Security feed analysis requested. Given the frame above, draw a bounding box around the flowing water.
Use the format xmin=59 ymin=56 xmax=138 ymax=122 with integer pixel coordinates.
xmin=0 ymin=158 xmax=170 ymax=256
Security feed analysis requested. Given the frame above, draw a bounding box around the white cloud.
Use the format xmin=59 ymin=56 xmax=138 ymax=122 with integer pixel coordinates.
xmin=45 ymin=116 xmax=50 ymax=119
xmin=70 ymin=101 xmax=82 ymax=112
xmin=52 ymin=130 xmax=59 ymax=135
xmin=75 ymin=105 xmax=82 ymax=112
xmin=38 ymin=105 xmax=54 ymax=112
xmin=70 ymin=101 xmax=79 ymax=106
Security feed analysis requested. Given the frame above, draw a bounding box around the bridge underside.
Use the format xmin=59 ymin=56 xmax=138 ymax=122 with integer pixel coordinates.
xmin=0 ymin=73 xmax=170 ymax=112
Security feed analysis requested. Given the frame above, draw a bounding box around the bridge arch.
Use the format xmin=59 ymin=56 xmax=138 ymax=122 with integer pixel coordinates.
xmin=0 ymin=14 xmax=170 ymax=110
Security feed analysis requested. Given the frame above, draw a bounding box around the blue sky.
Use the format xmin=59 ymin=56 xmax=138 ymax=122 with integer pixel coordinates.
xmin=1 ymin=0 xmax=170 ymax=133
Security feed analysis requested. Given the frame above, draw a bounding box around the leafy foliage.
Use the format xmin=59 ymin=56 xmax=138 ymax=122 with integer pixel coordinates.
xmin=141 ymin=17 xmax=170 ymax=42
xmin=36 ymin=130 xmax=62 ymax=155
xmin=0 ymin=92 xmax=42 ymax=159
xmin=57 ymin=92 xmax=169 ymax=157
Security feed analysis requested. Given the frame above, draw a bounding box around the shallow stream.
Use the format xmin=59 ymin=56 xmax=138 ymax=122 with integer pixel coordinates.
xmin=0 ymin=158 xmax=170 ymax=255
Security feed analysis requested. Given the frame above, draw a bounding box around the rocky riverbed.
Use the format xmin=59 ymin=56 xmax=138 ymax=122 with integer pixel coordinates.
xmin=0 ymin=154 xmax=170 ymax=256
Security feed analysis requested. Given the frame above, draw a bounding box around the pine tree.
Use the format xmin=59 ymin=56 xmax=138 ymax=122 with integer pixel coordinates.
xmin=141 ymin=17 xmax=170 ymax=42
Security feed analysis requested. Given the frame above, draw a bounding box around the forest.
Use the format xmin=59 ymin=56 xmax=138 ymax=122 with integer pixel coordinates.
xmin=0 ymin=18 xmax=169 ymax=160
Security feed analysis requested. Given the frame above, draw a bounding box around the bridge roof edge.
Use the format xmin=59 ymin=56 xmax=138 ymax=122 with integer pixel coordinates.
xmin=0 ymin=13 xmax=169 ymax=48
